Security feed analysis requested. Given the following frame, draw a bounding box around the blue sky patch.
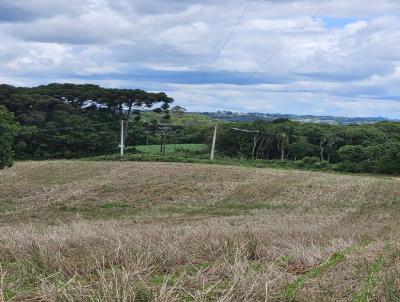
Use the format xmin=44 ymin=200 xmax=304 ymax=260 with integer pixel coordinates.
xmin=321 ymin=16 xmax=363 ymax=28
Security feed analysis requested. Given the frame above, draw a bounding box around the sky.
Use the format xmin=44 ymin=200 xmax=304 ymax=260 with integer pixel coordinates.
xmin=0 ymin=0 xmax=400 ymax=118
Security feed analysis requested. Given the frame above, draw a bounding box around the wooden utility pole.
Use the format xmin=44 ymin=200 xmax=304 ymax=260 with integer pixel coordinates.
xmin=162 ymin=128 xmax=167 ymax=156
xmin=210 ymin=123 xmax=218 ymax=160
xmin=159 ymin=127 xmax=169 ymax=155
xmin=119 ymin=120 xmax=124 ymax=156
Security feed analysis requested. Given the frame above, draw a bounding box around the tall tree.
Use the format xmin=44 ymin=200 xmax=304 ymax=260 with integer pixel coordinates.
xmin=0 ymin=83 xmax=173 ymax=159
xmin=0 ymin=106 xmax=19 ymax=168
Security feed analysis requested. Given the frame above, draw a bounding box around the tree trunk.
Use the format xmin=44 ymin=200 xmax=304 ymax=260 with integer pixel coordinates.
xmin=256 ymin=137 xmax=265 ymax=159
xmin=123 ymin=100 xmax=134 ymax=146
xmin=320 ymin=138 xmax=326 ymax=161
xmin=252 ymin=134 xmax=262 ymax=160
xmin=160 ymin=128 xmax=167 ymax=155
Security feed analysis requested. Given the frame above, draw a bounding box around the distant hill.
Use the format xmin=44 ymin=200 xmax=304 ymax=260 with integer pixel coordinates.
xmin=198 ymin=111 xmax=398 ymax=125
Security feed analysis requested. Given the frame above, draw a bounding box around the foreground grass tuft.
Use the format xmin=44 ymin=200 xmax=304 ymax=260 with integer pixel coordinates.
xmin=285 ymin=252 xmax=346 ymax=301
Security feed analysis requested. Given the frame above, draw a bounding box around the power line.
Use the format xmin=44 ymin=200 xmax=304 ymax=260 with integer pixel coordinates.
xmin=230 ymin=127 xmax=259 ymax=133
xmin=188 ymin=0 xmax=253 ymax=102
xmin=226 ymin=130 xmax=340 ymax=142
xmin=221 ymin=0 xmax=332 ymax=102
xmin=17 ymin=117 xmax=221 ymax=134
xmin=18 ymin=121 xmax=120 ymax=133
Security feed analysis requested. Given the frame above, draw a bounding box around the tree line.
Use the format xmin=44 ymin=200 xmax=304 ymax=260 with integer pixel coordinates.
xmin=213 ymin=119 xmax=400 ymax=174
xmin=0 ymin=83 xmax=173 ymax=162
xmin=0 ymin=83 xmax=399 ymax=174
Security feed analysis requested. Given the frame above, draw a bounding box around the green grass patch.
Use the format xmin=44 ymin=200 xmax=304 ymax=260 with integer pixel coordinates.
xmin=134 ymin=144 xmax=208 ymax=155
xmin=84 ymin=153 xmax=337 ymax=173
xmin=100 ymin=202 xmax=130 ymax=209
xmin=161 ymin=202 xmax=294 ymax=217
xmin=352 ymin=254 xmax=385 ymax=302
xmin=285 ymin=252 xmax=346 ymax=301
xmin=250 ymin=260 xmax=265 ymax=273
xmin=84 ymin=152 xmax=395 ymax=177
xmin=149 ymin=272 xmax=180 ymax=286
xmin=274 ymin=255 xmax=294 ymax=268
xmin=0 ymin=201 xmax=16 ymax=215
xmin=52 ymin=201 xmax=294 ymax=221
xmin=351 ymin=244 xmax=395 ymax=302
xmin=149 ymin=262 xmax=212 ymax=287
xmin=184 ymin=262 xmax=212 ymax=274
xmin=390 ymin=198 xmax=400 ymax=205
xmin=2 ymin=288 xmax=16 ymax=301
xmin=221 ymin=202 xmax=294 ymax=211
xmin=56 ymin=204 xmax=140 ymax=219
xmin=382 ymin=273 xmax=400 ymax=301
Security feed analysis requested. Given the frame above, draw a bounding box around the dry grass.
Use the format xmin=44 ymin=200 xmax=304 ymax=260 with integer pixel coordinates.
xmin=0 ymin=161 xmax=399 ymax=301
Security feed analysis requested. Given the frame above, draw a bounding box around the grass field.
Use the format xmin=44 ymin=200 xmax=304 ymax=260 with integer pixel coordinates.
xmin=0 ymin=161 xmax=399 ymax=301
xmin=134 ymin=144 xmax=208 ymax=155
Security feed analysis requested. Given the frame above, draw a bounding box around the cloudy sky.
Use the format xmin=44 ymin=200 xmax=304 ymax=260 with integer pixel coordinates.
xmin=1 ymin=0 xmax=400 ymax=118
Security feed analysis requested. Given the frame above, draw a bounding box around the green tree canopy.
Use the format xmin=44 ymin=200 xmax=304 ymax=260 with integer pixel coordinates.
xmin=0 ymin=84 xmax=173 ymax=159
xmin=0 ymin=105 xmax=19 ymax=168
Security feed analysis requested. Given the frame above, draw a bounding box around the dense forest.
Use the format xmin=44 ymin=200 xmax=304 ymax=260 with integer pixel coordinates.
xmin=0 ymin=83 xmax=173 ymax=160
xmin=0 ymin=83 xmax=399 ymax=174
xmin=214 ymin=119 xmax=400 ymax=174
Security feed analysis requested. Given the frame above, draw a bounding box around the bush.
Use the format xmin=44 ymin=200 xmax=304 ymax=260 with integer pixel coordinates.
xmin=335 ymin=161 xmax=376 ymax=173
xmin=300 ymin=156 xmax=320 ymax=167
xmin=337 ymin=145 xmax=369 ymax=163
xmin=314 ymin=160 xmax=329 ymax=169
xmin=376 ymin=143 xmax=400 ymax=174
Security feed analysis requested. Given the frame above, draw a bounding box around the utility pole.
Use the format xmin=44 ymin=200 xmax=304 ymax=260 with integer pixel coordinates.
xmin=119 ymin=120 xmax=124 ymax=156
xmin=161 ymin=127 xmax=170 ymax=156
xmin=162 ymin=130 xmax=166 ymax=155
xmin=210 ymin=123 xmax=218 ymax=160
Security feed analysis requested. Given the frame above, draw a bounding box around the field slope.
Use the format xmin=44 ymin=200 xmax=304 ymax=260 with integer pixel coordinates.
xmin=0 ymin=161 xmax=399 ymax=301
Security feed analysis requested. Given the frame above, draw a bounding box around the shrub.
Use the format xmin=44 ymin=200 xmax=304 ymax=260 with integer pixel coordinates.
xmin=337 ymin=145 xmax=369 ymax=163
xmin=376 ymin=143 xmax=400 ymax=174
xmin=301 ymin=156 xmax=320 ymax=166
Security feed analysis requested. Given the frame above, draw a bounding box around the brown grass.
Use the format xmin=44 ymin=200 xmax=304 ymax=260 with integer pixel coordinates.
xmin=0 ymin=160 xmax=399 ymax=301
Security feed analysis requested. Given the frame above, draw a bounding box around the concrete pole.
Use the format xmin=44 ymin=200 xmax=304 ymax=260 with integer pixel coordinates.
xmin=210 ymin=123 xmax=218 ymax=160
xmin=120 ymin=120 xmax=124 ymax=156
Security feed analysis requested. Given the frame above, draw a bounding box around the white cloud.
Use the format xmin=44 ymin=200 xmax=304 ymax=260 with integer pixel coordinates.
xmin=344 ymin=20 xmax=368 ymax=34
xmin=244 ymin=17 xmax=325 ymax=33
xmin=0 ymin=0 xmax=399 ymax=117
xmin=159 ymin=22 xmax=210 ymax=46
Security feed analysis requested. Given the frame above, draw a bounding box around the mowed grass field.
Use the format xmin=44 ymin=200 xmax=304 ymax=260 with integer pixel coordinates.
xmin=0 ymin=161 xmax=399 ymax=301
xmin=135 ymin=144 xmax=208 ymax=155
